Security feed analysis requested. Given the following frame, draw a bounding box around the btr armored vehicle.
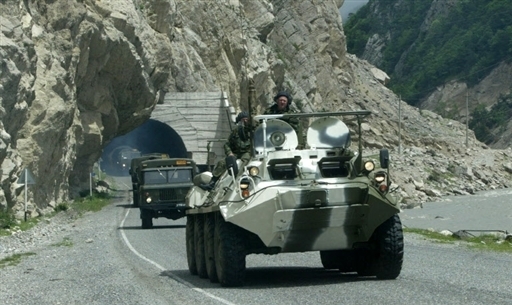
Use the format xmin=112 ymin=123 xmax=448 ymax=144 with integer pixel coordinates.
xmin=185 ymin=111 xmax=403 ymax=287
xmin=130 ymin=154 xmax=196 ymax=229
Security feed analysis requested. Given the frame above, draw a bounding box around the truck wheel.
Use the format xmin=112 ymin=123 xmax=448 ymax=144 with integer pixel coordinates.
xmin=320 ymin=250 xmax=357 ymax=272
xmin=374 ymin=214 xmax=404 ymax=279
xmin=186 ymin=215 xmax=197 ymax=275
xmin=133 ymin=190 xmax=139 ymax=207
xmin=141 ymin=216 xmax=153 ymax=229
xmin=195 ymin=215 xmax=208 ymax=278
xmin=204 ymin=213 xmax=218 ymax=282
xmin=214 ymin=216 xmax=246 ymax=287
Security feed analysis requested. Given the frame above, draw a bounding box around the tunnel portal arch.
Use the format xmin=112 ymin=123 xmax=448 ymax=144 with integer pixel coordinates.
xmin=100 ymin=119 xmax=187 ymax=176
xmin=100 ymin=92 xmax=236 ymax=176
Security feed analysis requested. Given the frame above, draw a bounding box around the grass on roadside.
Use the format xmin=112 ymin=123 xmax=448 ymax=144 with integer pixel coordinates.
xmin=0 ymin=192 xmax=112 ymax=237
xmin=0 ymin=211 xmax=41 ymax=236
xmin=73 ymin=192 xmax=111 ymax=215
xmin=0 ymin=252 xmax=36 ymax=268
xmin=404 ymin=228 xmax=512 ymax=253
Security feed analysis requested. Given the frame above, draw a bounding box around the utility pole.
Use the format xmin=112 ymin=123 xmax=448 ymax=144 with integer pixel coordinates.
xmin=466 ymin=89 xmax=469 ymax=147
xmin=398 ymin=95 xmax=402 ymax=154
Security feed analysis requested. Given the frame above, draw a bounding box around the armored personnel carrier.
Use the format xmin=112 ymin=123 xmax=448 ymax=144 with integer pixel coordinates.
xmin=185 ymin=111 xmax=403 ymax=287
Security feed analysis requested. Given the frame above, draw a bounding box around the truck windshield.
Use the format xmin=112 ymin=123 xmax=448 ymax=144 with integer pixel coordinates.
xmin=144 ymin=168 xmax=192 ymax=184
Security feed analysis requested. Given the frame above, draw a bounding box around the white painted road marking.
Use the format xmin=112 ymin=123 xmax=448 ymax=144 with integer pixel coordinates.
xmin=119 ymin=208 xmax=237 ymax=305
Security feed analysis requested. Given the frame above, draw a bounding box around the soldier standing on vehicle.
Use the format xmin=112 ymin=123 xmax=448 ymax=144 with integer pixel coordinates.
xmin=200 ymin=111 xmax=253 ymax=191
xmin=263 ymin=91 xmax=303 ymax=147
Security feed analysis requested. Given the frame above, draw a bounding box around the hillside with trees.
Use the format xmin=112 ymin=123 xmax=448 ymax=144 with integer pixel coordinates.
xmin=344 ymin=0 xmax=512 ymax=146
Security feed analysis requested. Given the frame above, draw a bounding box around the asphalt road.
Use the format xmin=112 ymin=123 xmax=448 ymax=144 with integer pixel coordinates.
xmin=400 ymin=188 xmax=512 ymax=234
xmin=120 ymin=203 xmax=511 ymax=305
xmin=1 ymin=177 xmax=510 ymax=305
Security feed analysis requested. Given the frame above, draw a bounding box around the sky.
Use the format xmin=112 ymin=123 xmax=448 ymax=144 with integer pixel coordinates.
xmin=339 ymin=0 xmax=369 ymax=20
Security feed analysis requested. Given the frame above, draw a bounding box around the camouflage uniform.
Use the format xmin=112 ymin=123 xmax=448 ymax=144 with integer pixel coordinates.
xmin=263 ymin=104 xmax=303 ymax=147
xmin=212 ymin=125 xmax=252 ymax=177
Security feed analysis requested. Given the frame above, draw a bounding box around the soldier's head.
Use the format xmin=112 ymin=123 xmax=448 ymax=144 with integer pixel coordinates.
xmin=235 ymin=111 xmax=249 ymax=126
xmin=273 ymin=91 xmax=292 ymax=111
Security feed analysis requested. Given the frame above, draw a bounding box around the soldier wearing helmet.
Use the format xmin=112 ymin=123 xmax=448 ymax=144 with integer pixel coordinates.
xmin=263 ymin=91 xmax=303 ymax=147
xmin=200 ymin=111 xmax=253 ymax=191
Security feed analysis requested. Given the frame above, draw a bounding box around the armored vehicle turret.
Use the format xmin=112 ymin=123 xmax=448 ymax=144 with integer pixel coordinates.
xmin=185 ymin=111 xmax=403 ymax=286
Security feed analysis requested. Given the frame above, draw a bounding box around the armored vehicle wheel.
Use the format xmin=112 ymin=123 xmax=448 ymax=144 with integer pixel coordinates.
xmin=141 ymin=216 xmax=153 ymax=229
xmin=357 ymin=215 xmax=403 ymax=279
xmin=374 ymin=214 xmax=404 ymax=279
xmin=320 ymin=250 xmax=357 ymax=272
xmin=204 ymin=213 xmax=218 ymax=282
xmin=195 ymin=215 xmax=208 ymax=278
xmin=214 ymin=216 xmax=246 ymax=287
xmin=320 ymin=250 xmax=340 ymax=269
xmin=186 ymin=215 xmax=197 ymax=275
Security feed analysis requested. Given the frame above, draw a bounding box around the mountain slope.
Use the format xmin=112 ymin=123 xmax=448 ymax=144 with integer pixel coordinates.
xmin=344 ymin=0 xmax=512 ymax=148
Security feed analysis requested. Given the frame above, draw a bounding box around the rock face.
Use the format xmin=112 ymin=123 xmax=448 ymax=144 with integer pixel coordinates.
xmin=0 ymin=0 xmax=510 ymax=216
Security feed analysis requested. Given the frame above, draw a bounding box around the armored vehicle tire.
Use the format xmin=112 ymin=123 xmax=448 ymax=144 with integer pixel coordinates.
xmin=194 ymin=215 xmax=208 ymax=278
xmin=186 ymin=216 xmax=198 ymax=275
xmin=320 ymin=250 xmax=339 ymax=269
xmin=320 ymin=250 xmax=357 ymax=272
xmin=204 ymin=213 xmax=218 ymax=282
xmin=357 ymin=215 xmax=404 ymax=279
xmin=214 ymin=216 xmax=246 ymax=287
xmin=374 ymin=214 xmax=404 ymax=279
xmin=141 ymin=217 xmax=153 ymax=229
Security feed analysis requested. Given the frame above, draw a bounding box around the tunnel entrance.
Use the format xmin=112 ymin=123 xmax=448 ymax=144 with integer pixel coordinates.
xmin=99 ymin=119 xmax=188 ymax=176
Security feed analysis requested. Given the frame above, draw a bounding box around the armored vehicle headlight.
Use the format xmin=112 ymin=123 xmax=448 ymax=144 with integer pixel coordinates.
xmin=270 ymin=131 xmax=286 ymax=147
xmin=240 ymin=182 xmax=250 ymax=198
xmin=249 ymin=167 xmax=259 ymax=176
xmin=364 ymin=161 xmax=375 ymax=172
xmin=375 ymin=172 xmax=386 ymax=183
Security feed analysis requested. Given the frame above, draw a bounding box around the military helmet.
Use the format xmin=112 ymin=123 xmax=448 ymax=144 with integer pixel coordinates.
xmin=273 ymin=91 xmax=293 ymax=106
xmin=235 ymin=111 xmax=249 ymax=123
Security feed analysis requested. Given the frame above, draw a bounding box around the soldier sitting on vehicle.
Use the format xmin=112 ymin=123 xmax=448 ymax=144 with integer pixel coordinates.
xmin=263 ymin=91 xmax=303 ymax=147
xmin=200 ymin=111 xmax=253 ymax=191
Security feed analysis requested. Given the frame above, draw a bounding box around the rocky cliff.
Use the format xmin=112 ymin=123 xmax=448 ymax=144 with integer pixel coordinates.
xmin=1 ymin=0 xmax=510 ymax=217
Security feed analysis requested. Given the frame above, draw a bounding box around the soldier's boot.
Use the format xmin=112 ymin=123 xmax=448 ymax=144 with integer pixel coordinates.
xmin=200 ymin=176 xmax=218 ymax=191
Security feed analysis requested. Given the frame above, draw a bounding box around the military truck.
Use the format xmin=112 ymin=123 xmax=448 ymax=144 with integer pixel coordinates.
xmin=129 ymin=153 xmax=169 ymax=207
xmin=130 ymin=154 xmax=197 ymax=229
xmin=185 ymin=110 xmax=403 ymax=287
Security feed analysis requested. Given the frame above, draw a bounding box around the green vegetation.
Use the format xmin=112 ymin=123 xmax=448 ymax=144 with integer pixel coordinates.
xmin=469 ymin=93 xmax=512 ymax=144
xmin=54 ymin=203 xmax=69 ymax=212
xmin=0 ymin=209 xmax=16 ymax=231
xmin=0 ymin=193 xmax=111 ymax=236
xmin=69 ymin=193 xmax=111 ymax=215
xmin=426 ymin=167 xmax=455 ymax=183
xmin=344 ymin=0 xmax=512 ymax=105
xmin=405 ymin=228 xmax=512 ymax=253
xmin=0 ymin=252 xmax=36 ymax=268
xmin=0 ymin=209 xmax=40 ymax=236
